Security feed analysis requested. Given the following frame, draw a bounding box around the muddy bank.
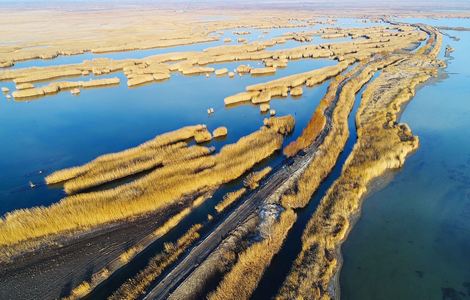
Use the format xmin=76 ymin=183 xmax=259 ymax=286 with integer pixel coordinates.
xmin=0 ymin=204 xmax=187 ymax=300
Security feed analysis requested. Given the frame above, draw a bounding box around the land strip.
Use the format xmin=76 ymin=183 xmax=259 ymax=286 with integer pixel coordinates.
xmin=276 ymin=27 xmax=442 ymax=300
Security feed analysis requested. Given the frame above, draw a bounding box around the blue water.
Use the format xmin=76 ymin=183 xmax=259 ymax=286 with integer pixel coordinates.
xmin=0 ymin=17 xmax=432 ymax=299
xmin=0 ymin=18 xmax=387 ymax=216
xmin=0 ymin=51 xmax=336 ymax=216
xmin=341 ymin=18 xmax=470 ymax=300
xmin=0 ymin=22 xmax=341 ymax=298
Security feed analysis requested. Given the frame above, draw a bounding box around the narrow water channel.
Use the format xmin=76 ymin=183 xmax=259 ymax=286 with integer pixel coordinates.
xmin=250 ymin=71 xmax=382 ymax=300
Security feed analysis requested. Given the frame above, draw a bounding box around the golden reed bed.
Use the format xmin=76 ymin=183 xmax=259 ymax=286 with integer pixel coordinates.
xmin=0 ymin=116 xmax=294 ymax=261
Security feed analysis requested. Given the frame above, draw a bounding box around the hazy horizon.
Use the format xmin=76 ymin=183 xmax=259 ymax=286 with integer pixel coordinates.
xmin=1 ymin=0 xmax=470 ymax=12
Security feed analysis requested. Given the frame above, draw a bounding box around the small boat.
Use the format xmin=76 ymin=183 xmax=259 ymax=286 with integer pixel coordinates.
xmin=29 ymin=181 xmax=36 ymax=189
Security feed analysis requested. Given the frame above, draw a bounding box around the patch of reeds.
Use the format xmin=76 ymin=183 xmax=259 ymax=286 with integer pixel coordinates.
xmin=246 ymin=60 xmax=354 ymax=92
xmin=0 ymin=117 xmax=293 ymax=255
xmin=215 ymin=188 xmax=247 ymax=213
xmin=283 ymin=76 xmax=341 ymax=157
xmin=415 ymin=24 xmax=442 ymax=58
xmin=263 ymin=115 xmax=295 ymax=135
xmin=244 ymin=166 xmax=272 ymax=189
xmin=280 ymin=56 xmax=401 ymax=209
xmin=45 ymin=125 xmax=207 ymax=190
xmin=168 ymin=216 xmax=259 ymax=300
xmin=119 ymin=245 xmax=145 ymax=264
xmin=208 ymin=209 xmax=296 ymax=300
xmin=63 ymin=192 xmax=211 ymax=300
xmin=66 ymin=281 xmax=91 ymax=300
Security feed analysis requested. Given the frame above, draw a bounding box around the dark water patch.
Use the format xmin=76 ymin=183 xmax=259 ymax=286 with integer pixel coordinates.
xmin=442 ymin=287 xmax=466 ymax=300
xmin=463 ymin=282 xmax=470 ymax=296
xmin=415 ymin=270 xmax=424 ymax=278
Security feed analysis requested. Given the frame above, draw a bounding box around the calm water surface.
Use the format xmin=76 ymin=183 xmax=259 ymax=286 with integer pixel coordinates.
xmin=2 ymin=17 xmax=366 ymax=216
xmin=0 ymin=18 xmax=382 ymax=216
xmin=341 ymin=18 xmax=470 ymax=300
xmin=1 ymin=17 xmax=436 ymax=298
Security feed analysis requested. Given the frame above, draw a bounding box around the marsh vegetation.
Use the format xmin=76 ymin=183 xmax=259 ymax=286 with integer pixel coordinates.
xmin=0 ymin=9 xmax=449 ymax=300
xmin=0 ymin=116 xmax=293 ymax=260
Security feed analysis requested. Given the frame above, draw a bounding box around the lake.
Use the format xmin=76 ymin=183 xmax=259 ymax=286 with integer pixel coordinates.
xmin=341 ymin=18 xmax=470 ymax=300
xmin=1 ymin=16 xmax=461 ymax=299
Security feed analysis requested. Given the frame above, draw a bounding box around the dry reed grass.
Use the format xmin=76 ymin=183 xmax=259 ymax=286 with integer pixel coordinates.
xmin=244 ymin=166 xmax=272 ymax=189
xmin=246 ymin=60 xmax=354 ymax=92
xmin=62 ymin=192 xmax=211 ymax=300
xmin=168 ymin=216 xmax=259 ymax=300
xmin=209 ymin=209 xmax=296 ymax=300
xmin=263 ymin=115 xmax=295 ymax=135
xmin=283 ymin=76 xmax=341 ymax=157
xmin=119 ymin=245 xmax=145 ymax=264
xmin=277 ymin=49 xmax=441 ymax=299
xmin=0 ymin=117 xmax=293 ymax=256
xmin=66 ymin=282 xmax=91 ymax=300
xmin=280 ymin=56 xmax=401 ymax=209
xmin=45 ymin=125 xmax=205 ymax=187
xmin=215 ymin=188 xmax=247 ymax=213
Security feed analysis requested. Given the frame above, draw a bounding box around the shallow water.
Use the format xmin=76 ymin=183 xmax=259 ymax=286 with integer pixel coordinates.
xmin=0 ymin=18 xmax=383 ymax=216
xmin=0 ymin=22 xmax=338 ymax=299
xmin=0 ymin=16 xmax=421 ymax=299
xmin=341 ymin=18 xmax=470 ymax=300
xmin=5 ymin=18 xmax=381 ymax=70
xmin=0 ymin=56 xmax=336 ymax=215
